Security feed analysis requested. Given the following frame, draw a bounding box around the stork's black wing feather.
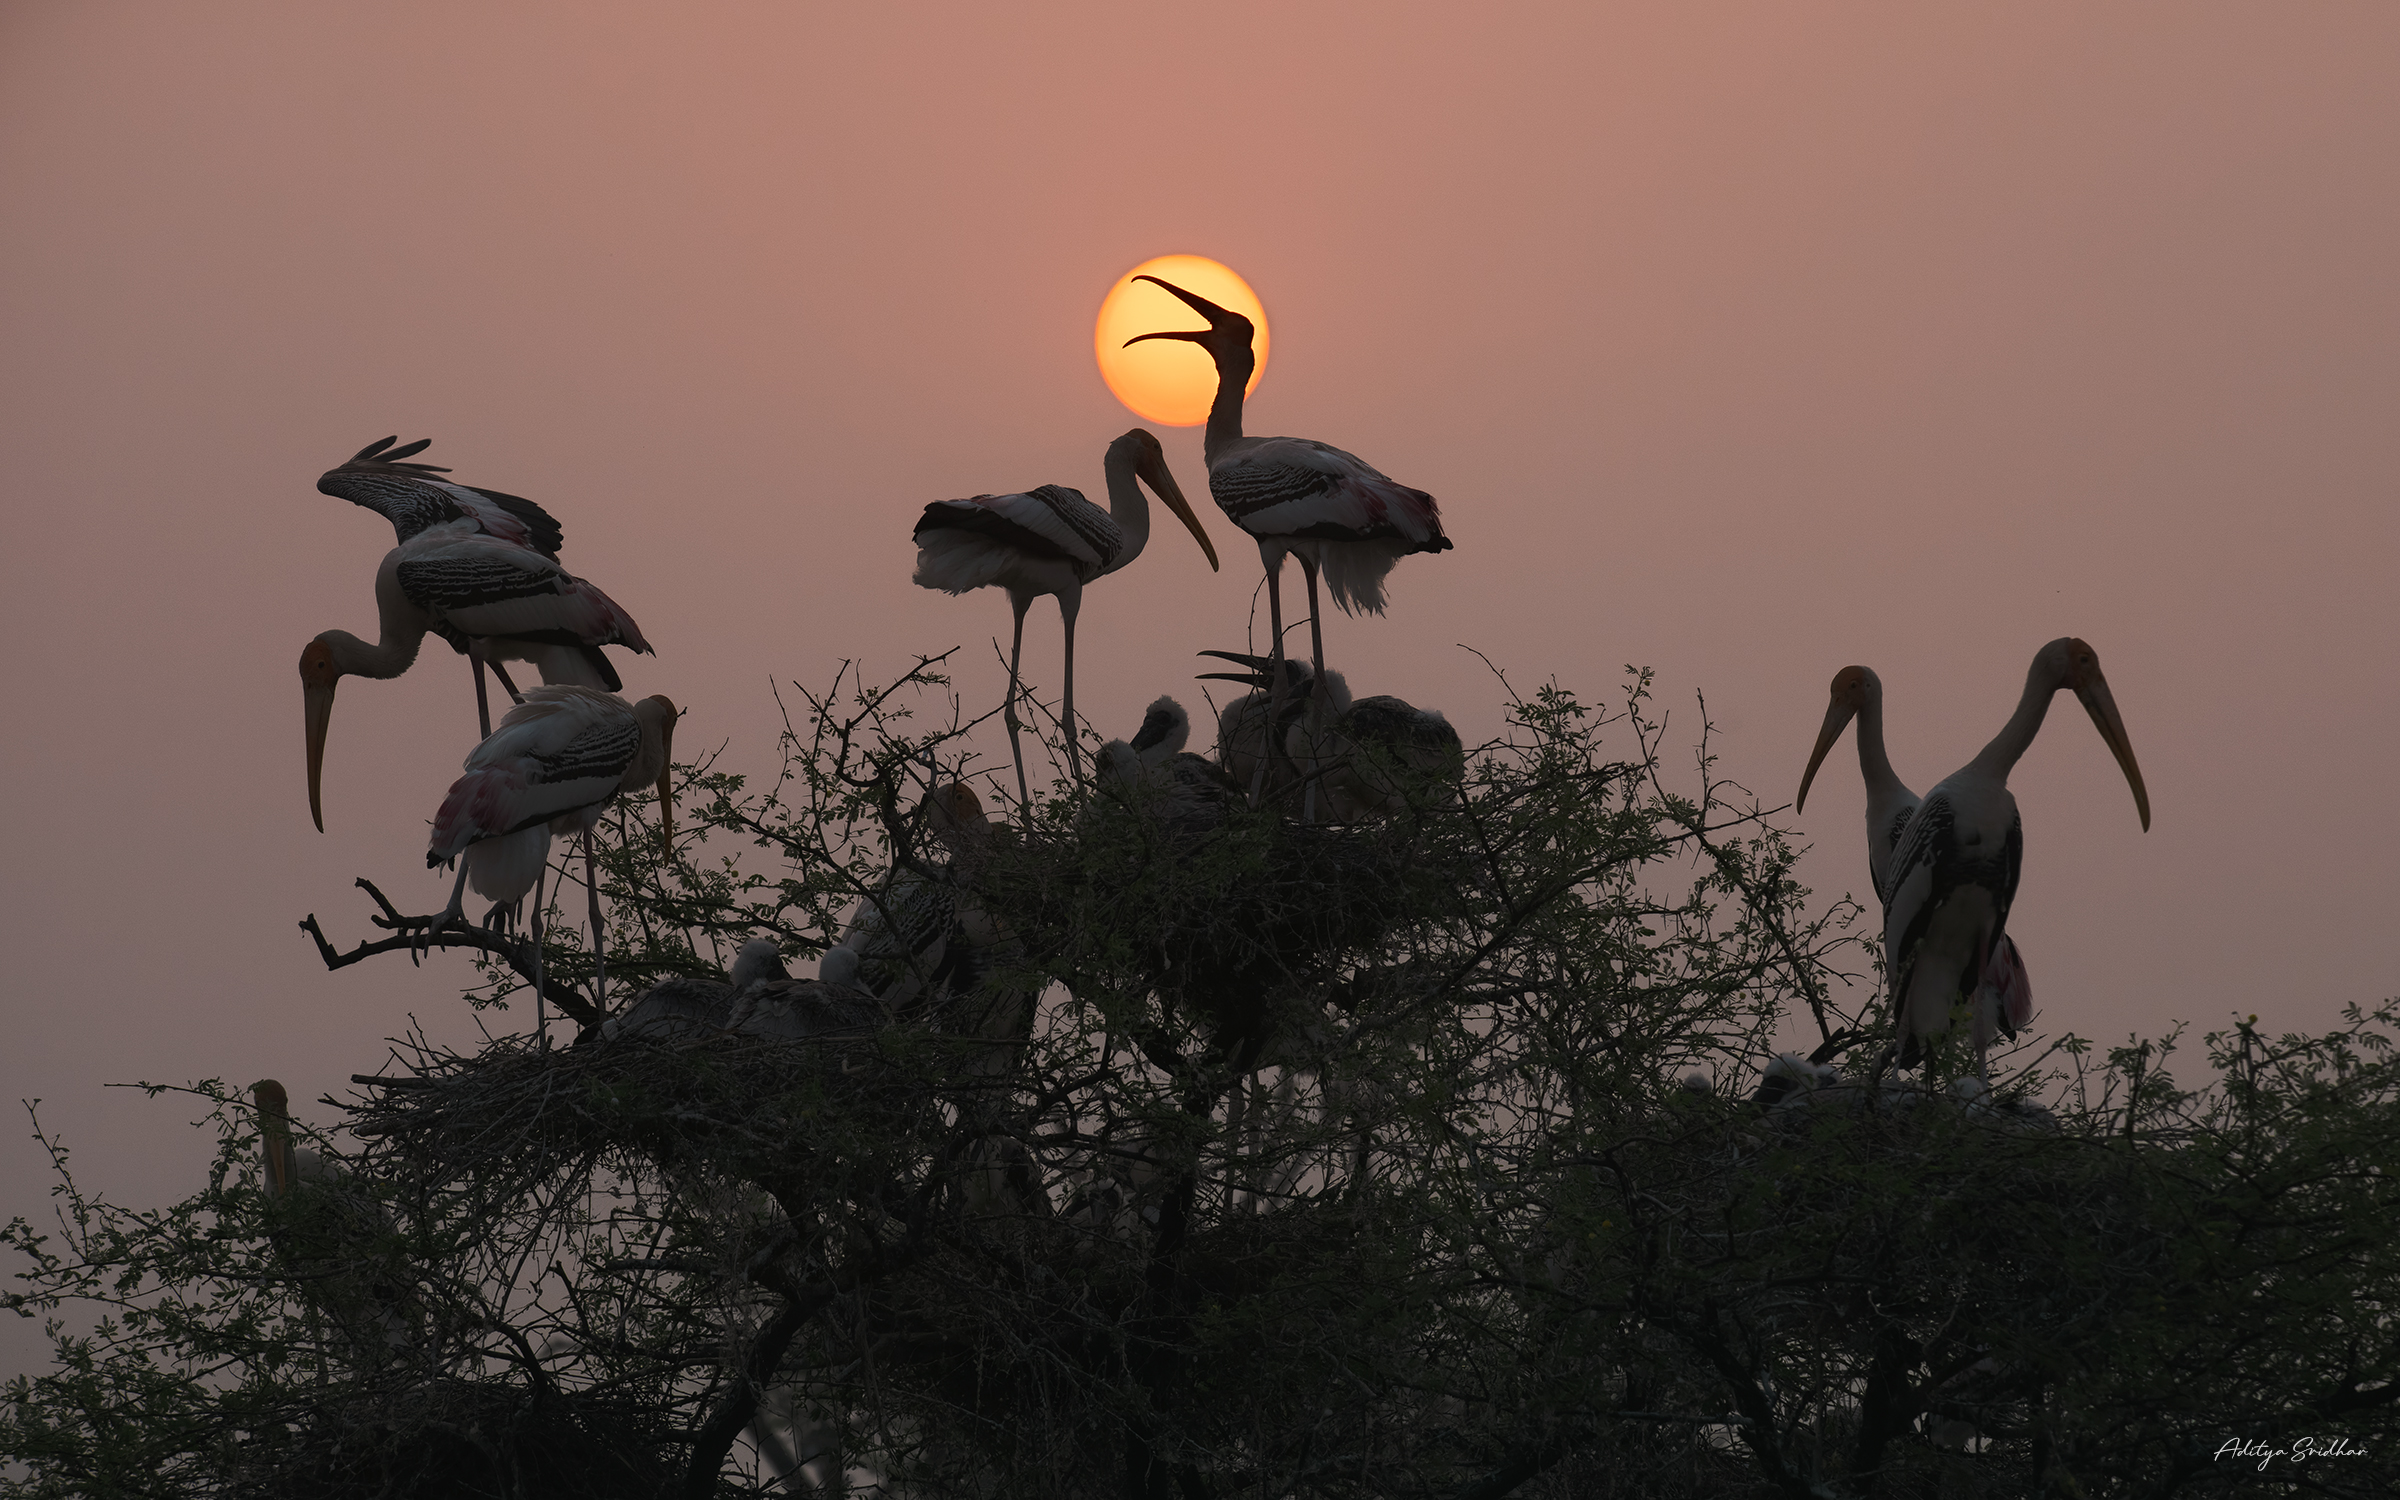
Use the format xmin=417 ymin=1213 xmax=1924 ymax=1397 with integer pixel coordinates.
xmin=463 ymin=485 xmax=565 ymax=560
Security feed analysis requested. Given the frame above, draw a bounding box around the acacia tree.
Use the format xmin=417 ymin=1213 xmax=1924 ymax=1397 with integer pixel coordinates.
xmin=4 ymin=659 xmax=2394 ymax=1499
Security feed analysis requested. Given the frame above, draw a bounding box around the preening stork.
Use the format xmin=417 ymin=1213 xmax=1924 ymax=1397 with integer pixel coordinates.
xmin=425 ymin=686 xmax=678 ymax=1039
xmin=1881 ymin=638 xmax=2149 ymax=1079
xmin=1795 ymin=666 xmax=1922 ymax=906
xmin=913 ymin=428 xmax=1219 ymax=807
xmin=1199 ymin=651 xmax=1463 ymax=823
xmin=1127 ymin=275 xmax=1451 ymax=740
xmin=319 ymin=436 xmax=564 ymax=559
xmin=301 ymin=519 xmax=653 ymax=829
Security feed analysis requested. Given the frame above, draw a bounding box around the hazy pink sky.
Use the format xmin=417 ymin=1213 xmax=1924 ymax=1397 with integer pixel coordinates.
xmin=4 ymin=4 xmax=2395 ymax=1374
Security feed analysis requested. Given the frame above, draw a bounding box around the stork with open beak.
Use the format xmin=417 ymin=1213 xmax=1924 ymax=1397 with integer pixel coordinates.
xmin=1197 ymin=649 xmax=1315 ymax=809
xmin=425 ymin=686 xmax=678 ymax=1041
xmin=1795 ymin=666 xmax=1922 ymax=906
xmin=1126 ymin=276 xmax=1451 ymax=748
xmin=913 ymin=428 xmax=1218 ymax=807
xmin=1881 ymin=638 xmax=2149 ymax=1079
xmin=301 ymin=520 xmax=652 ymax=830
xmin=1200 ymin=650 xmax=1462 ymax=823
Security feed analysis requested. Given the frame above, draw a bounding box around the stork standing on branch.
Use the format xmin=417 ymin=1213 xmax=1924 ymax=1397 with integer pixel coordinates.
xmin=424 ymin=686 xmax=678 ymax=1041
xmin=1126 ymin=276 xmax=1451 ymax=750
xmin=300 ymin=520 xmax=653 ymax=829
xmin=913 ymin=429 xmax=1218 ymax=806
xmin=1879 ymin=638 xmax=2149 ymax=1080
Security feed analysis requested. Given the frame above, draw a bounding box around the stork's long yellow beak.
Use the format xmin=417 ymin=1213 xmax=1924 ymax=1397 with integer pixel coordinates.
xmin=1136 ymin=442 xmax=1219 ymax=571
xmin=1795 ymin=695 xmax=1858 ymax=816
xmin=299 ymin=641 xmax=337 ymax=832
xmin=2073 ymin=669 xmax=2150 ymax=831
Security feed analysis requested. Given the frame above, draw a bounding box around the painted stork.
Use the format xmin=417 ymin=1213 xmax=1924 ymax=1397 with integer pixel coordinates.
xmin=1795 ymin=666 xmax=1922 ymax=905
xmin=319 ymin=436 xmax=564 ymax=558
xmin=1197 ymin=649 xmax=1314 ymax=808
xmin=1095 ymin=696 xmax=1244 ymax=837
xmin=723 ymin=943 xmax=891 ymax=1042
xmin=1882 ymin=638 xmax=2148 ymax=1079
xmin=425 ymin=686 xmax=678 ymax=1035
xmin=314 ymin=437 xmax=591 ymax=735
xmin=603 ymin=937 xmax=791 ymax=1042
xmin=1198 ymin=651 xmax=1463 ymax=823
xmin=913 ymin=428 xmax=1219 ymax=807
xmin=251 ymin=1079 xmax=411 ymax=1356
xmin=301 ymin=520 xmax=653 ymax=829
xmin=820 ymin=783 xmax=1008 ymax=1017
xmin=1126 ymin=275 xmax=1451 ymax=744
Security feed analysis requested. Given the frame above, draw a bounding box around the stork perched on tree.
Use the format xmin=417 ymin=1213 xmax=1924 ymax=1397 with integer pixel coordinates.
xmin=1095 ymin=696 xmax=1244 ymax=838
xmin=1198 ymin=651 xmax=1462 ymax=823
xmin=1795 ymin=665 xmax=2038 ymax=1074
xmin=1198 ymin=649 xmax=1313 ymax=809
xmin=913 ymin=428 xmax=1218 ymax=807
xmin=301 ymin=521 xmax=653 ymax=828
xmin=250 ymin=1079 xmax=412 ymax=1359
xmin=1127 ymin=276 xmax=1451 ymax=747
xmin=1881 ymin=638 xmax=2148 ymax=1080
xmin=311 ymin=437 xmax=624 ymax=739
xmin=425 ymin=686 xmax=678 ymax=1040
xmin=820 ymin=783 xmax=1013 ymax=1026
xmin=604 ymin=938 xmax=801 ymax=1042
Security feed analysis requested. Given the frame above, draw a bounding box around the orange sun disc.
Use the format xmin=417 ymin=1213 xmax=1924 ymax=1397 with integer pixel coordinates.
xmin=1093 ymin=255 xmax=1269 ymax=428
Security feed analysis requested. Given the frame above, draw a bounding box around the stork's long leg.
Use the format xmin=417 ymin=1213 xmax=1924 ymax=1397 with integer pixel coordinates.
xmin=1003 ymin=592 xmax=1033 ymax=813
xmin=468 ymin=643 xmax=494 ymax=739
xmin=1058 ymin=584 xmax=1085 ymax=789
xmin=1262 ymin=556 xmax=1290 ymax=809
xmin=488 ymin=659 xmax=525 ymax=703
xmin=531 ymin=859 xmax=548 ymax=1050
xmin=584 ymin=829 xmax=606 ymax=1003
xmin=424 ymin=859 xmax=473 ymax=954
xmin=1297 ymin=554 xmax=1327 ymax=683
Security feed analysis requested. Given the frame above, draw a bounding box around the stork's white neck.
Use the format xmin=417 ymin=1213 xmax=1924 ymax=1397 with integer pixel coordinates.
xmin=1965 ymin=650 xmax=2069 ymax=784
xmin=322 ymin=558 xmax=434 ymax=680
xmin=1203 ymin=348 xmax=1254 ymax=462
xmin=1853 ymin=679 xmax=1910 ymax=810
xmin=1100 ymin=440 xmax=1151 ymax=578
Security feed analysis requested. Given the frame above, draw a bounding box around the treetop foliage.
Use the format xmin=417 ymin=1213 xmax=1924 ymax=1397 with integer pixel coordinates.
xmin=6 ymin=660 xmax=2394 ymax=1499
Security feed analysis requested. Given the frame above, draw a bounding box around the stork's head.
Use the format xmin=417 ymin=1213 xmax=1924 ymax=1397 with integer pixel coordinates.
xmin=2048 ymin=637 xmax=2150 ymax=831
xmin=1195 ymin=649 xmax=1314 ymax=698
xmin=300 ymin=638 xmax=343 ymax=832
xmin=1795 ymin=665 xmax=1880 ymax=814
xmin=1111 ymin=427 xmax=1219 ymax=571
xmin=729 ymin=937 xmax=792 ymax=990
xmin=1124 ymin=275 xmax=1257 ymax=376
xmin=920 ymin=781 xmax=992 ymax=855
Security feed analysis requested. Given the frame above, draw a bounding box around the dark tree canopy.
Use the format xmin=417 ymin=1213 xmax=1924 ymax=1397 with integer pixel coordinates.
xmin=5 ymin=660 xmax=2394 ymax=1499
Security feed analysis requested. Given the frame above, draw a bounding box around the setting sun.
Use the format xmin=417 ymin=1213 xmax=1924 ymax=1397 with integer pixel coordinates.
xmin=1093 ymin=255 xmax=1269 ymax=427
